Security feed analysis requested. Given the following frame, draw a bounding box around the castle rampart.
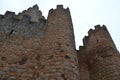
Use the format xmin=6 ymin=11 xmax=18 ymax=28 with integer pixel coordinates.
xmin=0 ymin=4 xmax=120 ymax=80
xmin=78 ymin=25 xmax=120 ymax=80
xmin=0 ymin=5 xmax=46 ymax=38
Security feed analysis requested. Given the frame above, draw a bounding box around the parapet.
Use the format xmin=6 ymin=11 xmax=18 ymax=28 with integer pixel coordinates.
xmin=33 ymin=4 xmax=39 ymax=10
xmin=83 ymin=36 xmax=89 ymax=46
xmin=80 ymin=24 xmax=116 ymax=53
xmin=4 ymin=11 xmax=15 ymax=19
xmin=16 ymin=4 xmax=44 ymax=22
xmin=0 ymin=5 xmax=46 ymax=38
xmin=88 ymin=29 xmax=94 ymax=36
xmin=88 ymin=24 xmax=107 ymax=36
xmin=48 ymin=5 xmax=70 ymax=15
xmin=94 ymin=24 xmax=107 ymax=31
xmin=57 ymin=5 xmax=64 ymax=10
xmin=56 ymin=5 xmax=70 ymax=12
xmin=94 ymin=24 xmax=101 ymax=30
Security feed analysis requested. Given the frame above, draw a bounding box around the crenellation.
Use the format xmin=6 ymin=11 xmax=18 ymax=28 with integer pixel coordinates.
xmin=94 ymin=24 xmax=101 ymax=30
xmin=64 ymin=7 xmax=71 ymax=15
xmin=50 ymin=5 xmax=70 ymax=15
xmin=32 ymin=4 xmax=39 ymax=10
xmin=57 ymin=5 xmax=63 ymax=9
xmin=88 ymin=25 xmax=107 ymax=36
xmin=94 ymin=25 xmax=108 ymax=33
xmin=88 ymin=25 xmax=108 ymax=37
xmin=0 ymin=15 xmax=4 ymax=19
xmin=48 ymin=8 xmax=54 ymax=17
xmin=0 ymin=5 xmax=46 ymax=38
xmin=102 ymin=25 xmax=107 ymax=30
xmin=4 ymin=11 xmax=15 ymax=17
xmin=78 ymin=24 xmax=120 ymax=80
xmin=83 ymin=36 xmax=89 ymax=46
xmin=79 ymin=46 xmax=84 ymax=50
xmin=16 ymin=4 xmax=43 ymax=22
xmin=0 ymin=4 xmax=120 ymax=80
xmin=66 ymin=7 xmax=70 ymax=10
xmin=88 ymin=28 xmax=94 ymax=35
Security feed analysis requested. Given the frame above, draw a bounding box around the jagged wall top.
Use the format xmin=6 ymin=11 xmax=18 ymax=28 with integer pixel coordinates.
xmin=48 ymin=5 xmax=70 ymax=16
xmin=16 ymin=4 xmax=45 ymax=22
xmin=0 ymin=5 xmax=46 ymax=37
xmin=79 ymin=25 xmax=117 ymax=52
xmin=83 ymin=25 xmax=107 ymax=46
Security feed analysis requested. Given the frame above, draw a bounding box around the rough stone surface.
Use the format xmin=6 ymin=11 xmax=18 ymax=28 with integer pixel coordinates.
xmin=77 ymin=25 xmax=120 ymax=80
xmin=0 ymin=5 xmax=46 ymax=37
xmin=0 ymin=4 xmax=120 ymax=80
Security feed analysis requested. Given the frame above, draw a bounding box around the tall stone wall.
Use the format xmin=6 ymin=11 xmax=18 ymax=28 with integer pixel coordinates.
xmin=0 ymin=5 xmax=80 ymax=80
xmin=77 ymin=25 xmax=120 ymax=80
xmin=0 ymin=5 xmax=46 ymax=80
xmin=0 ymin=4 xmax=120 ymax=80
xmin=41 ymin=5 xmax=79 ymax=79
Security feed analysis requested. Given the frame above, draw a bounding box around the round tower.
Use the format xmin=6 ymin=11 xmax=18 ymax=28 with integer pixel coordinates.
xmin=42 ymin=5 xmax=79 ymax=79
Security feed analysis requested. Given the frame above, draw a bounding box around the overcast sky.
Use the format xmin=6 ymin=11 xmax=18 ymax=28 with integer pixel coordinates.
xmin=0 ymin=0 xmax=120 ymax=50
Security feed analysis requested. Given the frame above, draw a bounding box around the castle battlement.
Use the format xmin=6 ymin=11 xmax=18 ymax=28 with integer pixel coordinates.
xmin=78 ymin=24 xmax=120 ymax=80
xmin=0 ymin=5 xmax=120 ymax=80
xmin=57 ymin=5 xmax=64 ymax=10
xmin=16 ymin=4 xmax=44 ymax=22
xmin=80 ymin=25 xmax=116 ymax=51
xmin=83 ymin=36 xmax=89 ymax=46
xmin=88 ymin=25 xmax=107 ymax=36
xmin=48 ymin=5 xmax=70 ymax=16
xmin=4 ymin=11 xmax=15 ymax=18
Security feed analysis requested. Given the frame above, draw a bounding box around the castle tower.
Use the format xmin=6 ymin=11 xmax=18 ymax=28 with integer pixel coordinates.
xmin=42 ymin=5 xmax=79 ymax=79
xmin=78 ymin=25 xmax=120 ymax=80
xmin=1 ymin=4 xmax=120 ymax=80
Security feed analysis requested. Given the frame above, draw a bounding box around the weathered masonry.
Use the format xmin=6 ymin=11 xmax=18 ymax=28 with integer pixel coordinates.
xmin=0 ymin=4 xmax=120 ymax=80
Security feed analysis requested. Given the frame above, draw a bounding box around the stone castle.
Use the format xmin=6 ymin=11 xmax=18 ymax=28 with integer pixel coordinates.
xmin=0 ymin=4 xmax=120 ymax=80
